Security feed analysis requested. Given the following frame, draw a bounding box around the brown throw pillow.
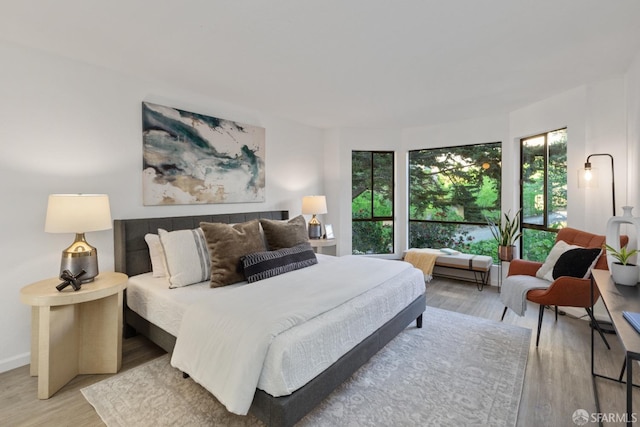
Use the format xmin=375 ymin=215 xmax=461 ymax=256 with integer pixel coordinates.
xmin=200 ymin=220 xmax=266 ymax=287
xmin=260 ymin=215 xmax=309 ymax=250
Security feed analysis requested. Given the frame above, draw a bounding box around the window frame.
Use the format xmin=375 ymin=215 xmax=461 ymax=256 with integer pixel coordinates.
xmin=519 ymin=128 xmax=567 ymax=258
xmin=406 ymin=141 xmax=502 ymax=260
xmin=351 ymin=150 xmax=395 ymax=255
xmin=407 ymin=141 xmax=502 ymax=228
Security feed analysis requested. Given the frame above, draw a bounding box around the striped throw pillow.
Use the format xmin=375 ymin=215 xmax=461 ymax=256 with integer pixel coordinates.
xmin=159 ymin=228 xmax=211 ymax=288
xmin=241 ymin=243 xmax=318 ymax=283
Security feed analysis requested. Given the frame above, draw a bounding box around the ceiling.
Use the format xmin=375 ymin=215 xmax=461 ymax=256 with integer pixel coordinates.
xmin=2 ymin=1 xmax=640 ymax=129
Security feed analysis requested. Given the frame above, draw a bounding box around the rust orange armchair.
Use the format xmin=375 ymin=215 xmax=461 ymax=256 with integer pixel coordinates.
xmin=500 ymin=227 xmax=628 ymax=347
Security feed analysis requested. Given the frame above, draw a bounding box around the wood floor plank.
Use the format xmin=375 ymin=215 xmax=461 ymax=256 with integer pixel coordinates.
xmin=426 ymin=277 xmax=640 ymax=427
xmin=0 ymin=277 xmax=638 ymax=426
xmin=0 ymin=335 xmax=164 ymax=427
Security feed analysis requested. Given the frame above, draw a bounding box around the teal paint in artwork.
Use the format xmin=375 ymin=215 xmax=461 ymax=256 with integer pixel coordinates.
xmin=142 ymin=102 xmax=265 ymax=205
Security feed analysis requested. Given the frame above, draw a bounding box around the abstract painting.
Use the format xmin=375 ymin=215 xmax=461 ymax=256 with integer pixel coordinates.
xmin=142 ymin=102 xmax=265 ymax=205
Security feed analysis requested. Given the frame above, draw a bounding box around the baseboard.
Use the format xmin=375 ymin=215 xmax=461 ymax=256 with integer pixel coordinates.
xmin=0 ymin=352 xmax=30 ymax=374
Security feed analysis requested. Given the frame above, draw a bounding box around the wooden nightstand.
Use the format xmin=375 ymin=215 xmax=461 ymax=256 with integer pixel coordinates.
xmin=309 ymin=238 xmax=337 ymax=256
xmin=20 ymin=271 xmax=127 ymax=399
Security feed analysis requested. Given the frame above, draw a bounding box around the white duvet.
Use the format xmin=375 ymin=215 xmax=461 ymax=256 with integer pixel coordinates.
xmin=170 ymin=256 xmax=417 ymax=415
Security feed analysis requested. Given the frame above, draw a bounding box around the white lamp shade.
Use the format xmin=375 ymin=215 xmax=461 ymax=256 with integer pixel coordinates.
xmin=45 ymin=194 xmax=112 ymax=233
xmin=302 ymin=195 xmax=328 ymax=215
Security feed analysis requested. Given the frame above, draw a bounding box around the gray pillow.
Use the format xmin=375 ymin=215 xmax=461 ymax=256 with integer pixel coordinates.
xmin=200 ymin=220 xmax=266 ymax=287
xmin=242 ymin=243 xmax=318 ymax=283
xmin=260 ymin=215 xmax=308 ymax=250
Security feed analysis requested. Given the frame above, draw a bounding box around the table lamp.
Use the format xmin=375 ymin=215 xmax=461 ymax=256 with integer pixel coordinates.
xmin=302 ymin=195 xmax=327 ymax=239
xmin=45 ymin=194 xmax=112 ymax=282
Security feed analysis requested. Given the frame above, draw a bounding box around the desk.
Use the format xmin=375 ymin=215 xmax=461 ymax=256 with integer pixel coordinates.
xmin=591 ymin=269 xmax=640 ymax=426
xmin=20 ymin=272 xmax=127 ymax=399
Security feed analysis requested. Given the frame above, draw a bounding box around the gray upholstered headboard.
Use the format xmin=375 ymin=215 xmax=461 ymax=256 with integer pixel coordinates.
xmin=114 ymin=210 xmax=289 ymax=277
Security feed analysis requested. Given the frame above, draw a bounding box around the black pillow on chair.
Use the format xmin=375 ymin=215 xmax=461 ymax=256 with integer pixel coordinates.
xmin=552 ymin=248 xmax=602 ymax=280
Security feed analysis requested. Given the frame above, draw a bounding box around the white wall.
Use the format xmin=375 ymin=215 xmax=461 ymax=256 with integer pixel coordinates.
xmin=323 ymin=128 xmax=403 ymax=256
xmin=0 ymin=41 xmax=325 ymax=373
xmin=402 ymin=113 xmax=510 ymax=209
xmin=6 ymin=38 xmax=639 ymax=373
xmin=327 ymin=77 xmax=634 ymax=255
xmin=323 ymin=114 xmax=509 ymax=281
xmin=509 ymin=78 xmax=629 ymax=234
xmin=617 ymin=50 xmax=640 ymax=262
xmin=509 ymin=79 xmax=630 ymax=321
xmin=325 ymin=76 xmax=634 ymax=291
xmin=323 ymin=129 xmax=344 ymax=250
xmin=626 ymin=51 xmax=640 ymax=212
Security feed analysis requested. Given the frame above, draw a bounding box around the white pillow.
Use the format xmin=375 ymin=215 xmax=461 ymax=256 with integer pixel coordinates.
xmin=144 ymin=233 xmax=168 ymax=278
xmin=158 ymin=228 xmax=211 ymax=288
xmin=535 ymin=240 xmax=581 ymax=282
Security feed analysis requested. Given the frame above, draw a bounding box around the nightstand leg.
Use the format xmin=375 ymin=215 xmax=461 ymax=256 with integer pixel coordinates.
xmin=21 ymin=272 xmax=127 ymax=400
xmin=38 ymin=304 xmax=80 ymax=399
xmin=30 ymin=308 xmax=39 ymax=377
xmin=78 ymin=292 xmax=123 ymax=373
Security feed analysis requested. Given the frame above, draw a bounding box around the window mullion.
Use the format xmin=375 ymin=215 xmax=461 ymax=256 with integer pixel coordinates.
xmin=370 ymin=152 xmax=375 ymax=220
xmin=543 ymin=134 xmax=549 ymax=228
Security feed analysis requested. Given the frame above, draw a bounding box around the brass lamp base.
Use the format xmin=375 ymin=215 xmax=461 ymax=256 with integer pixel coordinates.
xmin=308 ymin=215 xmax=322 ymax=239
xmin=60 ymin=233 xmax=99 ymax=283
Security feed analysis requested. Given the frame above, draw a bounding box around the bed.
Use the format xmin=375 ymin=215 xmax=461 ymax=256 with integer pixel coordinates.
xmin=114 ymin=210 xmax=426 ymax=427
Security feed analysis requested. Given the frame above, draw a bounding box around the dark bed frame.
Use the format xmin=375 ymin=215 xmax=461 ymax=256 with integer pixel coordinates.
xmin=114 ymin=210 xmax=426 ymax=427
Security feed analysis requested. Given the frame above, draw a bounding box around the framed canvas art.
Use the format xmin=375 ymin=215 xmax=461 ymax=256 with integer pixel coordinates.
xmin=142 ymin=102 xmax=265 ymax=205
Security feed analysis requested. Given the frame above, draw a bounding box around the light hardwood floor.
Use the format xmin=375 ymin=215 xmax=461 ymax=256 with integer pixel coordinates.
xmin=1 ymin=277 xmax=638 ymax=426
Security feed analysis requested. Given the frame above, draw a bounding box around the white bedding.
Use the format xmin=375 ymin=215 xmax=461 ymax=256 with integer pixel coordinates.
xmin=126 ymin=255 xmax=425 ymax=413
xmin=126 ymin=273 xmax=243 ymax=337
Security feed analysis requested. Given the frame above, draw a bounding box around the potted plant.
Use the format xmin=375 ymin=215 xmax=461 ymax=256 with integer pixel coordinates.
xmin=488 ymin=209 xmax=522 ymax=261
xmin=605 ymin=244 xmax=639 ymax=286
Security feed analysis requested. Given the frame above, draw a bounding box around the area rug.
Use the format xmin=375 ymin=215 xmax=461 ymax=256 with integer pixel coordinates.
xmin=82 ymin=307 xmax=530 ymax=427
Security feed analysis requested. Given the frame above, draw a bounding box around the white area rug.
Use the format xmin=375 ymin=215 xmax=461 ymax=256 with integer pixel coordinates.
xmin=82 ymin=307 xmax=530 ymax=426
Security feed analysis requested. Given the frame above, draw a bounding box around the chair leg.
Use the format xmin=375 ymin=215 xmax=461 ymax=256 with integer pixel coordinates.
xmin=555 ymin=305 xmax=558 ymax=321
xmin=501 ymin=306 xmax=508 ymax=321
xmin=619 ymin=358 xmax=626 ymax=381
xmin=536 ymin=305 xmax=544 ymax=347
xmin=585 ymin=307 xmax=611 ymax=350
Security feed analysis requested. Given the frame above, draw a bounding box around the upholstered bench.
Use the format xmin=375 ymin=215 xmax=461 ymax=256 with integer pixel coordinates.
xmin=404 ymin=248 xmax=493 ymax=290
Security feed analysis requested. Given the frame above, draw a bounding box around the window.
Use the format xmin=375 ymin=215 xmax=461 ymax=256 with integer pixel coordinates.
xmin=352 ymin=151 xmax=394 ymax=254
xmin=408 ymin=142 xmax=502 ymax=260
xmin=520 ymin=128 xmax=567 ymax=262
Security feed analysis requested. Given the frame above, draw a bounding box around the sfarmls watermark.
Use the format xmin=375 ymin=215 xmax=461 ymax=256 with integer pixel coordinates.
xmin=572 ymin=409 xmax=638 ymax=425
